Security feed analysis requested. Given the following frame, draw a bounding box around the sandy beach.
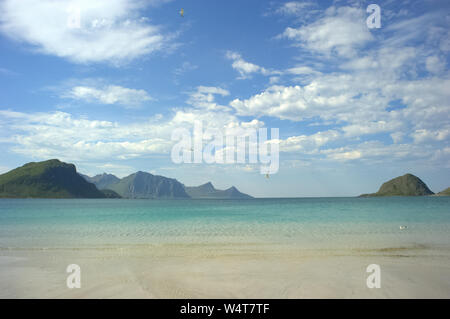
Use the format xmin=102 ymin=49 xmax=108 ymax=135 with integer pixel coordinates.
xmin=1 ymin=242 xmax=450 ymax=298
xmin=1 ymin=197 xmax=449 ymax=298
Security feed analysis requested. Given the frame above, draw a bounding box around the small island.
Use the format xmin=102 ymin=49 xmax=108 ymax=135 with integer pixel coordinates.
xmin=359 ymin=173 xmax=448 ymax=197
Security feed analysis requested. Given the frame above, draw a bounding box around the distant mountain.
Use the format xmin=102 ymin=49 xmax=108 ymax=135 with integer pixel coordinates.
xmin=359 ymin=173 xmax=434 ymax=197
xmin=80 ymin=173 xmax=120 ymax=190
xmin=436 ymin=187 xmax=450 ymax=196
xmin=0 ymin=160 xmax=253 ymax=199
xmin=108 ymin=171 xmax=190 ymax=199
xmin=0 ymin=159 xmax=105 ymax=198
xmin=184 ymin=182 xmax=253 ymax=199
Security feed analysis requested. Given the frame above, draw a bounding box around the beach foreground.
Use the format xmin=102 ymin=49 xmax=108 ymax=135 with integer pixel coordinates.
xmin=1 ymin=242 xmax=450 ymax=298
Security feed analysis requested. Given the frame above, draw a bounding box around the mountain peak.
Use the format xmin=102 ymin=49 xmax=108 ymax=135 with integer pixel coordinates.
xmin=198 ymin=182 xmax=215 ymax=192
xmin=134 ymin=171 xmax=153 ymax=178
xmin=80 ymin=172 xmax=120 ymax=190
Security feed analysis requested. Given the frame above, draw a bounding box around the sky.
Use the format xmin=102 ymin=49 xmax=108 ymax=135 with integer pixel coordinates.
xmin=0 ymin=0 xmax=449 ymax=197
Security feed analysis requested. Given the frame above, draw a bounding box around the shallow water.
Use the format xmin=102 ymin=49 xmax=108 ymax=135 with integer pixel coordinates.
xmin=1 ymin=197 xmax=449 ymax=249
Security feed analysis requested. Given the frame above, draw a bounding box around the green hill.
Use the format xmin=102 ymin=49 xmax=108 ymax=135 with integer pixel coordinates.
xmin=0 ymin=159 xmax=105 ymax=198
xmin=359 ymin=173 xmax=434 ymax=197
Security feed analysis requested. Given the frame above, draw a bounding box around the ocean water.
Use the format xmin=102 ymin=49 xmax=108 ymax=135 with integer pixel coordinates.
xmin=0 ymin=197 xmax=449 ymax=249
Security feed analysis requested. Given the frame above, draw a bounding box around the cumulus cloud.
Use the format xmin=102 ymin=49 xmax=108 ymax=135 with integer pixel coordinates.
xmin=233 ymin=3 xmax=449 ymax=149
xmin=280 ymin=130 xmax=340 ymax=153
xmin=63 ymin=85 xmax=153 ymax=107
xmin=228 ymin=4 xmax=449 ymax=168
xmin=0 ymin=0 xmax=174 ymax=64
xmin=279 ymin=6 xmax=373 ymax=58
xmin=0 ymin=2 xmax=448 ymax=173
xmin=0 ymin=106 xmax=268 ymax=163
xmin=411 ymin=128 xmax=450 ymax=144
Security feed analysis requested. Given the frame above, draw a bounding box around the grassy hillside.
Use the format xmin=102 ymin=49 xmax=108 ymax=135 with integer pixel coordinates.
xmin=0 ymin=159 xmax=105 ymax=198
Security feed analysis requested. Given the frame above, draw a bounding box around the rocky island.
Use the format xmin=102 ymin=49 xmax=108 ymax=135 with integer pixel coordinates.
xmin=359 ymin=173 xmax=435 ymax=197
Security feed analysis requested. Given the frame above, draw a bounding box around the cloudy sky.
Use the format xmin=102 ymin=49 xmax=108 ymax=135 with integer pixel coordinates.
xmin=0 ymin=0 xmax=449 ymax=197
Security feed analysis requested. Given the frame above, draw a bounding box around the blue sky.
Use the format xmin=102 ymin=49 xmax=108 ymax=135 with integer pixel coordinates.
xmin=0 ymin=0 xmax=449 ymax=197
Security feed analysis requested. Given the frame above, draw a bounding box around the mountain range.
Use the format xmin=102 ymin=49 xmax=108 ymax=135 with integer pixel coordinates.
xmin=0 ymin=159 xmax=252 ymax=199
xmin=0 ymin=160 xmax=448 ymax=199
xmin=82 ymin=171 xmax=252 ymax=199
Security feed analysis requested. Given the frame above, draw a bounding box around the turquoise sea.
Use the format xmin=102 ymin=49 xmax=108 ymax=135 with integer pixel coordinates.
xmin=0 ymin=197 xmax=449 ymax=249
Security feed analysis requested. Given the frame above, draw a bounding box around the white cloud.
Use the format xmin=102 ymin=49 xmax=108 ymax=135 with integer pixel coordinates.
xmin=327 ymin=150 xmax=362 ymax=161
xmin=173 ymin=61 xmax=198 ymax=76
xmin=229 ymin=4 xmax=449 ymax=168
xmin=286 ymin=66 xmax=321 ymax=75
xmin=187 ymin=86 xmax=230 ymax=111
xmin=342 ymin=121 xmax=402 ymax=137
xmin=320 ymin=141 xmax=446 ymax=166
xmin=279 ymin=6 xmax=373 ymax=58
xmin=390 ymin=132 xmax=404 ymax=144
xmin=383 ymin=13 xmax=439 ymax=48
xmin=275 ymin=2 xmax=316 ymax=16
xmin=225 ymin=51 xmax=278 ymax=79
xmin=280 ymin=130 xmax=340 ymax=153
xmin=230 ymin=83 xmax=356 ymax=121
xmin=425 ymin=56 xmax=446 ymax=74
xmin=411 ymin=128 xmax=450 ymax=144
xmin=0 ymin=0 xmax=174 ymax=64
xmin=63 ymin=85 xmax=153 ymax=107
xmin=0 ymin=106 xmax=267 ymax=163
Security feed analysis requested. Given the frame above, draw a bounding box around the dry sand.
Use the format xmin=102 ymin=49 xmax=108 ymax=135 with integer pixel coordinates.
xmin=1 ymin=242 xmax=449 ymax=298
